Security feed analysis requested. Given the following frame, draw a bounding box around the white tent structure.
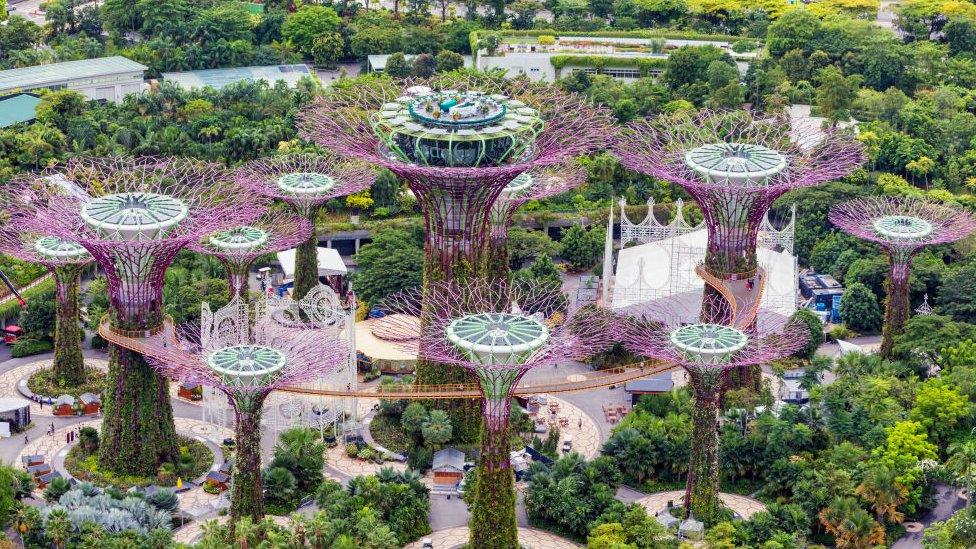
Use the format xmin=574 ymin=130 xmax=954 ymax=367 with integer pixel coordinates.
xmin=276 ymin=247 xmax=347 ymax=283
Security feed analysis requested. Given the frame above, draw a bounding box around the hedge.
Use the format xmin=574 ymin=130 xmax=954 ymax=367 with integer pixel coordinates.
xmin=0 ymin=277 xmax=55 ymax=322
xmin=549 ymin=54 xmax=668 ymax=77
xmin=11 ymin=338 xmax=54 ymax=358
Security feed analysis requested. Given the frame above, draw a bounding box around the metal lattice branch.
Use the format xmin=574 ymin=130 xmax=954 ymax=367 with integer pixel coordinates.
xmin=615 ymin=110 xmax=865 ymax=275
xmin=4 ymin=156 xmax=262 ymax=327
xmin=235 ymin=154 xmax=376 ymax=217
xmin=829 ymin=196 xmax=976 ymax=281
xmin=186 ymin=209 xmax=312 ymax=297
xmin=613 ymin=293 xmax=808 ymax=374
xmin=490 ymin=162 xmax=588 ymax=241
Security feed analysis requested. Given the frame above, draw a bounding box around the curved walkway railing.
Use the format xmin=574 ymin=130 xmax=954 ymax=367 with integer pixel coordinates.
xmin=98 ymin=316 xmax=677 ymax=399
xmin=694 ymin=264 xmax=767 ymax=330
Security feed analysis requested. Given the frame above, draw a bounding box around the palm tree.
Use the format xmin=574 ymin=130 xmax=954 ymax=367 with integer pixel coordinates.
xmin=819 ymin=497 xmax=886 ymax=549
xmin=855 ymin=465 xmax=907 ymax=524
xmin=946 ymin=438 xmax=976 ymax=506
xmin=44 ymin=508 xmax=72 ymax=549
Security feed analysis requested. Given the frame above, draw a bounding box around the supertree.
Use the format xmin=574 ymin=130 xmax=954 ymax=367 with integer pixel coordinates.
xmin=299 ymin=75 xmax=614 ymax=415
xmin=187 ymin=209 xmax=312 ymax=300
xmin=145 ymin=295 xmax=348 ymax=525
xmin=614 ymin=294 xmax=807 ymax=523
xmin=236 ymin=154 xmax=375 ymax=301
xmin=377 ymin=278 xmax=611 ymax=549
xmin=614 ymin=110 xmax=865 ymax=325
xmin=829 ymin=197 xmax=976 ymax=358
xmin=0 ymin=208 xmax=93 ymax=386
xmin=487 ymin=162 xmax=588 ymax=278
xmin=4 ymin=156 xmax=259 ymax=476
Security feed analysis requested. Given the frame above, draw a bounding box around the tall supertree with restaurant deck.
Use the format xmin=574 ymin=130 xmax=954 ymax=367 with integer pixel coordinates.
xmin=377 ymin=278 xmax=611 ymax=549
xmin=0 ymin=222 xmax=92 ymax=386
xmin=145 ymin=295 xmax=348 ymax=526
xmin=487 ymin=162 xmax=588 ymax=278
xmin=4 ymin=156 xmax=259 ymax=476
xmin=613 ymin=111 xmax=865 ymax=325
xmin=614 ymin=294 xmax=807 ymax=523
xmin=829 ymin=197 xmax=976 ymax=358
xmin=236 ymin=154 xmax=375 ymax=301
xmin=299 ymin=76 xmax=614 ymax=429
xmin=187 ymin=209 xmax=312 ymax=299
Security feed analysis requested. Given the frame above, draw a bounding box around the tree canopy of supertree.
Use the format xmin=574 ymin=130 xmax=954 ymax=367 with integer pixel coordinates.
xmin=488 ymin=162 xmax=588 ymax=279
xmin=3 ymin=156 xmax=260 ymax=476
xmin=299 ymin=75 xmax=614 ymax=415
xmin=146 ymin=295 xmax=348 ymax=526
xmin=614 ymin=294 xmax=807 ymax=523
xmin=0 ymin=217 xmax=93 ymax=387
xmin=187 ymin=209 xmax=312 ymax=299
xmin=377 ymin=278 xmax=611 ymax=549
xmin=614 ymin=110 xmax=865 ymax=321
xmin=830 ymin=196 xmax=976 ymax=358
xmin=236 ymin=154 xmax=375 ymax=302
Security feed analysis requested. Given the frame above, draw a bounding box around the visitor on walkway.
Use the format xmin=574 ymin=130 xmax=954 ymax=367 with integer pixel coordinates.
xmin=578 ymin=418 xmax=582 ymax=429
xmin=24 ymin=434 xmax=28 ymax=445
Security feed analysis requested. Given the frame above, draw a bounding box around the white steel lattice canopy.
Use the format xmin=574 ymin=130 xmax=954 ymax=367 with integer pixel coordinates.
xmin=669 ymin=323 xmax=748 ymax=365
xmin=206 ymin=345 xmax=286 ymax=388
xmin=276 ymin=172 xmax=338 ymax=199
xmin=33 ymin=236 xmax=90 ymax=261
xmin=872 ymin=215 xmax=934 ymax=241
xmin=207 ymin=226 xmax=270 ymax=252
xmin=446 ymin=312 xmax=550 ymax=367
xmin=684 ymin=143 xmax=788 ymax=186
xmin=80 ymin=192 xmax=189 ymax=241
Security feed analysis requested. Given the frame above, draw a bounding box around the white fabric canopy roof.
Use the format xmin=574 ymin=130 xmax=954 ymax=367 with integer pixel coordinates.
xmin=611 ymin=228 xmax=796 ymax=318
xmin=276 ymin=247 xmax=347 ymax=281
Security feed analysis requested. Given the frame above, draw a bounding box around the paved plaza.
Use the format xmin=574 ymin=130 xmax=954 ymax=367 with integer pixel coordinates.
xmin=0 ymin=358 xmax=108 ymax=417
xmin=635 ymin=490 xmax=767 ymax=519
xmin=404 ymin=526 xmax=582 ymax=548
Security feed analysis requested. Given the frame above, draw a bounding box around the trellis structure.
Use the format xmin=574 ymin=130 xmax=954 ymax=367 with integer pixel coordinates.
xmin=3 ymin=156 xmax=259 ymax=476
xmin=188 ymin=209 xmax=312 ymax=299
xmin=377 ymin=279 xmax=611 ymax=549
xmin=829 ymin=197 xmax=976 ymax=358
xmin=613 ymin=295 xmax=807 ymax=523
xmin=0 ymin=224 xmax=93 ymax=386
xmin=236 ymin=154 xmax=374 ymax=301
xmin=146 ymin=295 xmax=348 ymax=526
xmin=614 ymin=111 xmax=865 ymax=323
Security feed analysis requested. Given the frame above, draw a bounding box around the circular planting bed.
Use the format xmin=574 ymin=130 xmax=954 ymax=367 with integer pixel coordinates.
xmin=65 ymin=434 xmax=214 ymax=491
xmin=27 ymin=366 xmax=106 ymax=400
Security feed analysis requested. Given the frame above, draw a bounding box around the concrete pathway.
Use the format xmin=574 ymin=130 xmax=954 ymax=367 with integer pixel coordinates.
xmin=892 ymin=483 xmax=966 ymax=548
xmin=0 ymin=358 xmax=108 ymax=418
xmin=404 ymin=526 xmax=582 ymax=548
xmin=619 ymin=488 xmax=767 ymax=520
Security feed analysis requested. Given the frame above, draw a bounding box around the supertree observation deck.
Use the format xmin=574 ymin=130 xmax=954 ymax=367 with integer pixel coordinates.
xmin=236 ymin=154 xmax=375 ymax=302
xmin=2 ymin=156 xmax=260 ymax=476
xmin=146 ymin=296 xmax=348 ymax=526
xmin=488 ymin=162 xmax=588 ymax=278
xmin=830 ymin=197 xmax=976 ymax=358
xmin=614 ymin=110 xmax=865 ymax=323
xmin=0 ymin=227 xmax=92 ymax=386
xmin=377 ymin=278 xmax=611 ymax=549
xmin=614 ymin=295 xmax=807 ymax=523
xmin=187 ymin=209 xmax=312 ymax=299
xmin=299 ymin=76 xmax=614 ymax=402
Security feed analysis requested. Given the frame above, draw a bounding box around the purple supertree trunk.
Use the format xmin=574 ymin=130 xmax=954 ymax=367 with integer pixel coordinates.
xmin=614 ymin=111 xmax=866 ymax=324
xmin=614 ymin=294 xmax=808 ymax=523
xmin=3 ymin=156 xmax=262 ymax=476
xmin=377 ymin=278 xmax=612 ymax=548
xmin=830 ymin=197 xmax=976 ymax=358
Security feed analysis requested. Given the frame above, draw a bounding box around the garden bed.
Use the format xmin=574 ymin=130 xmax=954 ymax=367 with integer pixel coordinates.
xmin=27 ymin=366 xmax=106 ymax=399
xmin=64 ymin=435 xmax=214 ymax=490
xmin=367 ymin=412 xmax=409 ymax=454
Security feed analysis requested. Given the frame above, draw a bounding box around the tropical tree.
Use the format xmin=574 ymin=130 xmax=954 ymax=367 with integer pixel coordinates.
xmin=855 ymin=465 xmax=908 ymax=524
xmin=819 ymin=497 xmax=886 ymax=549
xmin=946 ymin=439 xmax=976 ymax=505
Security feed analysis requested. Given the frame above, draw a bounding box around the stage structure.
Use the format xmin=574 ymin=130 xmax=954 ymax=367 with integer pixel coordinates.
xmin=829 ymin=197 xmax=976 ymax=358
xmin=614 ymin=295 xmax=807 ymax=523
xmin=0 ymin=224 xmax=93 ymax=386
xmin=236 ymin=154 xmax=374 ymax=301
xmin=488 ymin=162 xmax=588 ymax=277
xmin=610 ymin=199 xmax=798 ymax=317
xmin=377 ymin=279 xmax=611 ymax=549
xmin=614 ymin=111 xmax=865 ymax=324
xmin=188 ymin=209 xmax=312 ymax=299
xmin=200 ymin=284 xmax=357 ymax=437
xmin=146 ymin=295 xmax=348 ymax=525
xmin=300 ymin=76 xmax=614 ymax=399
xmin=5 ymin=156 xmax=258 ymax=476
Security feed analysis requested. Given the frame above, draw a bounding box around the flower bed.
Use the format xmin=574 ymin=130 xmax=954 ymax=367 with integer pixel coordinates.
xmin=27 ymin=366 xmax=106 ymax=400
xmin=64 ymin=434 xmax=214 ymax=490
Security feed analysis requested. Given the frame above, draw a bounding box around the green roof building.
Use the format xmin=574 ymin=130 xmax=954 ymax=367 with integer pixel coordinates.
xmin=0 ymin=56 xmax=146 ymax=102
